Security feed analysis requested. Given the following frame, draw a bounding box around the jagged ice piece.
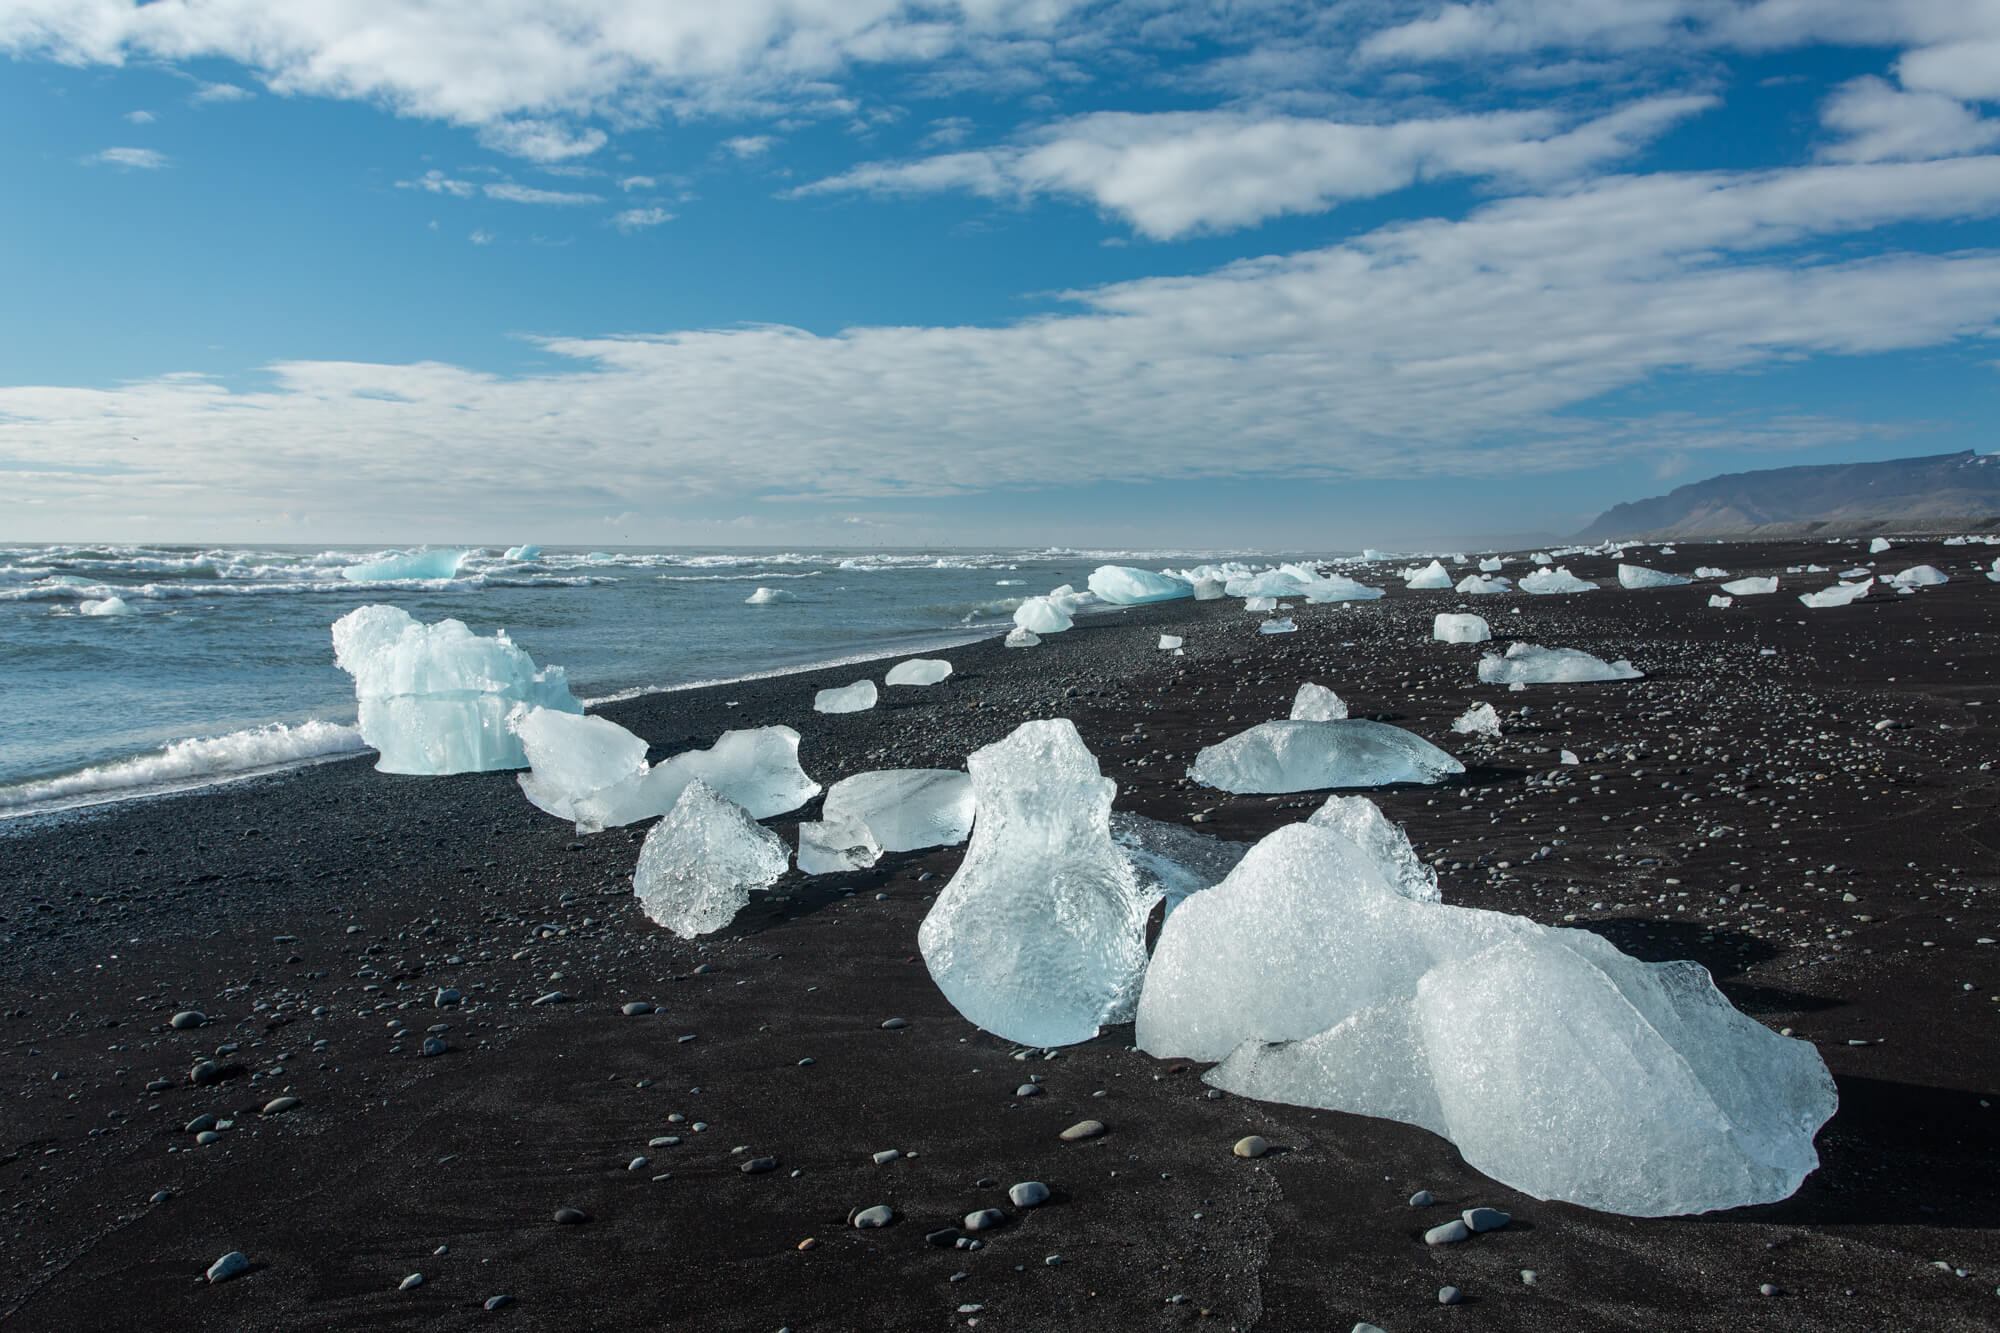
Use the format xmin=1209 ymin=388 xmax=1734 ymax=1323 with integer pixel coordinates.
xmin=1189 ymin=720 xmax=1463 ymax=794
xmin=632 ymin=779 xmax=789 ymax=938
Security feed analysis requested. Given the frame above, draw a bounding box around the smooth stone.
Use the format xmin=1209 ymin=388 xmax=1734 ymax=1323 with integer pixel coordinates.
xmin=1463 ymin=1206 xmax=1510 ymax=1232
xmin=1760 ymin=1283 xmax=1781 ymax=1297
xmin=421 ymin=1036 xmax=448 ymax=1057
xmin=649 ymin=1136 xmax=681 ymax=1148
xmin=879 ymin=1018 xmax=907 ymax=1029
xmin=485 ymin=1295 xmax=513 ymax=1310
xmin=851 ymin=1205 xmax=894 ymax=1229
xmin=146 ymin=1078 xmax=174 ymax=1093
xmin=1233 ymin=1136 xmax=1269 ymax=1159
xmin=627 ymin=1157 xmax=649 ymax=1172
xmin=1008 ymin=1182 xmax=1050 ymax=1208
xmin=532 ymin=991 xmax=568 ymax=1006
xmin=148 ymin=1190 xmax=173 ymax=1205
xmin=1059 ymin=1120 xmax=1106 ymax=1142
xmin=1353 ymin=1325 xmax=1389 ymax=1333
xmin=926 ymin=1228 xmax=963 ymax=1248
xmin=170 ymin=1011 xmax=207 ymax=1030
xmin=621 ymin=1001 xmax=654 ymax=1016
xmin=964 ymin=1208 xmax=1007 ymax=1232
xmin=872 ymin=1149 xmax=901 ymax=1165
xmin=434 ymin=988 xmax=461 ymax=1008
xmin=399 ymin=1273 xmax=423 ymax=1290
xmin=260 ymin=1096 xmax=299 ymax=1116
xmin=188 ymin=1061 xmax=221 ymax=1086
xmin=185 ymin=1114 xmax=217 ymax=1134
xmin=553 ymin=1207 xmax=589 ymax=1225
xmin=1408 ymin=1189 xmax=1434 ymax=1207
xmin=205 ymin=1251 xmax=249 ymax=1283
xmin=741 ymin=1157 xmax=779 ymax=1174
xmin=196 ymin=1130 xmax=221 ymax=1146
xmin=1425 ymin=1220 xmax=1471 ymax=1246
xmin=1439 ymin=1285 xmax=1463 ymax=1305
xmin=1015 ymin=1084 xmax=1041 ymax=1097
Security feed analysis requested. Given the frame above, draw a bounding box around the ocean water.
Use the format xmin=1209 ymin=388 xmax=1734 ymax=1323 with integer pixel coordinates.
xmin=0 ymin=543 xmax=1284 ymax=816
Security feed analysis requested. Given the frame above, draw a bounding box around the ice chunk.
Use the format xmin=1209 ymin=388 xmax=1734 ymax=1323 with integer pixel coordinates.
xmin=1798 ymin=582 xmax=1871 ymax=608
xmin=1227 ymin=570 xmax=1310 ymax=598
xmin=1478 ymin=643 xmax=1641 ymax=685
xmin=508 ymin=706 xmax=649 ymax=825
xmin=632 ymin=779 xmax=788 ymax=938
xmin=916 ymin=720 xmax=1155 ymax=1047
xmin=1890 ymin=564 xmax=1948 ymax=587
xmin=1869 ymin=537 xmax=1892 ymax=553
xmin=78 ymin=596 xmax=132 ymax=616
xmin=1290 ymin=682 xmax=1348 ymax=721
xmin=796 ymin=812 xmax=882 ymax=875
xmin=1452 ymin=702 xmax=1502 ymax=737
xmin=1300 ymin=574 xmax=1385 ymax=603
xmin=1454 ymin=575 xmax=1510 ymax=595
xmin=823 ymin=768 xmax=975 ymax=852
xmin=569 ymin=725 xmax=820 ymax=830
xmin=503 ymin=544 xmax=542 ymax=560
xmin=1561 ymin=749 xmax=1579 ymax=764
xmin=1189 ymin=720 xmax=1464 ymax=794
xmin=815 ymin=680 xmax=878 ymax=713
xmin=1305 ymin=794 xmax=1438 ymax=903
xmin=1708 ymin=595 xmax=1734 ymax=608
xmin=1087 ymin=565 xmax=1192 ymax=605
xmin=1617 ymin=564 xmax=1691 ymax=589
xmin=1111 ymin=811 xmax=1251 ymax=918
xmin=1004 ymin=626 xmax=1041 ymax=648
xmin=1259 ymin=618 xmax=1297 ymax=634
xmin=1192 ymin=577 xmax=1226 ymax=600
xmin=1014 ymin=596 xmax=1074 ymax=635
xmin=1433 ymin=613 xmax=1490 ymax=643
xmin=342 ymin=548 xmax=468 ymax=582
xmin=331 ymin=605 xmax=581 ymax=775
xmin=1478 ymin=556 xmax=1505 ymax=572
xmin=1720 ymin=576 xmax=1777 ymax=596
xmin=746 ymin=587 xmax=794 ymax=604
xmin=1403 ymin=560 xmax=1453 ymax=590
xmin=1519 ymin=567 xmax=1597 ymax=595
xmin=1531 ymin=551 xmax=1553 ymax=564
xmin=885 ymin=658 xmax=953 ymax=686
xmin=1694 ymin=566 xmax=1728 ymax=579
xmin=1241 ymin=596 xmax=1276 ymax=612
xmin=1158 ymin=634 xmax=1184 ymax=651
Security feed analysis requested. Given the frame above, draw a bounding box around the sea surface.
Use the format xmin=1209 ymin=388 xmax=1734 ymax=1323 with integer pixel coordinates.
xmin=0 ymin=542 xmax=1298 ymax=816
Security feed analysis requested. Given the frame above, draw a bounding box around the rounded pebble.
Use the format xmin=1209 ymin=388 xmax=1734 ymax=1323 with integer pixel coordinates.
xmin=205 ymin=1251 xmax=249 ymax=1284
xmin=185 ymin=1114 xmax=217 ymax=1134
xmin=421 ymin=1036 xmax=448 ymax=1057
xmin=399 ymin=1273 xmax=422 ymax=1291
xmin=851 ymin=1205 xmax=894 ymax=1229
xmin=484 ymin=1294 xmax=513 ymax=1310
xmin=879 ymin=1018 xmax=907 ymax=1029
xmin=260 ymin=1096 xmax=299 ymax=1116
xmin=926 ymin=1228 xmax=962 ymax=1248
xmin=1015 ymin=1084 xmax=1041 ymax=1097
xmin=553 ymin=1207 xmax=589 ymax=1225
xmin=1059 ymin=1120 xmax=1106 ymax=1142
xmin=1760 ymin=1283 xmax=1781 ymax=1297
xmin=1425 ymin=1220 xmax=1471 ymax=1246
xmin=1462 ymin=1206 xmax=1510 ymax=1232
xmin=964 ymin=1208 xmax=1007 ymax=1232
xmin=1233 ymin=1135 xmax=1269 ymax=1159
xmin=741 ymin=1157 xmax=779 ymax=1175
xmin=170 ymin=1010 xmax=207 ymax=1030
xmin=872 ymin=1149 xmax=901 ymax=1165
xmin=434 ymin=988 xmax=462 ymax=1008
xmin=1352 ymin=1324 xmax=1389 ymax=1333
xmin=621 ymin=1001 xmax=653 ymax=1016
xmin=196 ymin=1130 xmax=220 ymax=1146
xmin=1008 ymin=1181 xmax=1050 ymax=1208
xmin=1409 ymin=1189 xmax=1434 ymax=1207
xmin=1439 ymin=1285 xmax=1463 ymax=1305
xmin=188 ymin=1061 xmax=221 ymax=1087
xmin=627 ymin=1157 xmax=648 ymax=1172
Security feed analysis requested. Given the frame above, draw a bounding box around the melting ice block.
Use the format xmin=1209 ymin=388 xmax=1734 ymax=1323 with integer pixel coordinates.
xmin=1709 ymin=595 xmax=1734 ymax=608
xmin=1004 ymin=627 xmax=1041 ymax=648
xmin=1720 ymin=576 xmax=1777 ymax=596
xmin=1192 ymin=577 xmax=1226 ymax=600
xmin=1403 ymin=560 xmax=1453 ymax=590
xmin=885 ymin=658 xmax=953 ymax=686
xmin=632 ymin=779 xmax=788 ymax=938
xmin=917 ymin=720 xmax=1155 ymax=1047
xmin=331 ymin=605 xmax=581 ymax=774
xmin=1695 ymin=566 xmax=1729 ymax=579
xmin=78 ymin=596 xmax=132 ymax=617
xmin=509 ymin=707 xmax=649 ymax=825
xmin=1300 ymin=575 xmax=1385 ymax=603
xmin=1228 ymin=570 xmax=1311 ymax=598
xmin=1189 ymin=720 xmax=1463 ymax=794
xmin=1869 ymin=537 xmax=1892 ymax=553
xmin=1305 ymin=793 xmax=1438 ymax=903
xmin=1890 ymin=565 xmax=1948 ymax=587
xmin=1259 ymin=618 xmax=1297 ymax=634
xmin=746 ymin=587 xmax=794 ymax=604
xmin=815 ymin=680 xmax=878 ymax=713
xmin=1452 ymin=702 xmax=1502 ymax=737
xmin=568 ymin=725 xmax=820 ymax=831
xmin=1433 ymin=613 xmax=1490 ymax=643
xmin=342 ymin=548 xmax=469 ymax=582
xmin=823 ymin=768 xmax=975 ymax=852
xmin=1799 ymin=582 xmax=1871 ymax=608
xmin=1087 ymin=565 xmax=1192 ymax=605
xmin=796 ymin=812 xmax=882 ymax=875
xmin=1520 ymin=567 xmax=1597 ymax=594
xmin=1618 ymin=564 xmax=1691 ymax=589
xmin=1478 ymin=643 xmax=1641 ymax=685
xmin=1478 ymin=556 xmax=1505 ymax=572
xmin=1290 ymin=682 xmax=1348 ymax=721
xmin=1455 ymin=575 xmax=1510 ymax=595
xmin=1158 ymin=634 xmax=1184 ymax=651
xmin=1014 ymin=597 xmax=1074 ymax=634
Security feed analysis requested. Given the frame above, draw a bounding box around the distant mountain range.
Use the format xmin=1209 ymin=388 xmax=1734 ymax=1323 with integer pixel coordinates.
xmin=1576 ymin=450 xmax=2000 ymax=541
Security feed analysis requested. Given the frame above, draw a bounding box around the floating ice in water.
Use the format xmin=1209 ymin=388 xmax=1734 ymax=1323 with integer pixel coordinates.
xmin=1259 ymin=618 xmax=1297 ymax=634
xmin=1290 ymin=682 xmax=1348 ymax=721
xmin=1403 ymin=560 xmax=1453 ymax=590
xmin=885 ymin=658 xmax=953 ymax=686
xmin=1479 ymin=643 xmax=1641 ymax=685
xmin=1362 ymin=549 xmax=1393 ymax=561
xmin=503 ymin=544 xmax=542 ymax=560
xmin=1890 ymin=565 xmax=1948 ymax=587
xmin=1720 ymin=576 xmax=1777 ymax=596
xmin=1189 ymin=720 xmax=1464 ymax=794
xmin=1709 ymin=595 xmax=1734 ymax=608
xmin=1158 ymin=634 xmax=1184 ymax=651
xmin=823 ymin=768 xmax=975 ymax=852
xmin=331 ymin=605 xmax=582 ymax=774
xmin=1452 ymin=702 xmax=1502 ymax=737
xmin=550 ymin=724 xmax=819 ymax=832
xmin=78 ymin=596 xmax=132 ymax=616
xmin=1617 ymin=564 xmax=1691 ymax=589
xmin=1694 ymin=566 xmax=1729 ymax=579
xmin=1305 ymin=794 xmax=1438 ymax=903
xmin=1478 ymin=556 xmax=1505 ymax=572
xmin=1433 ymin=613 xmax=1490 ymax=643
xmin=1014 ymin=596 xmax=1074 ymax=635
xmin=509 ymin=707 xmax=649 ymax=826
xmin=996 ymin=578 xmax=1025 ymax=585
xmin=1869 ymin=537 xmax=1892 ymax=553
xmin=1004 ymin=626 xmax=1041 ymax=648
xmin=632 ymin=779 xmax=789 ymax=938
xmin=1300 ymin=574 xmax=1385 ymax=603
xmin=917 ymin=720 xmax=1155 ymax=1047
xmin=1799 ymin=582 xmax=1871 ymax=609
xmin=1111 ymin=811 xmax=1250 ymax=918
xmin=341 ymin=548 xmax=469 ymax=582
xmin=815 ymin=680 xmax=878 ymax=713
xmin=746 ymin=587 xmax=795 ymax=605
xmin=1137 ymin=817 xmax=1837 ymax=1217
xmin=796 ymin=811 xmax=881 ymax=874
xmin=1519 ymin=567 xmax=1597 ymax=595
xmin=1192 ymin=577 xmax=1226 ymax=600
xmin=1087 ymin=565 xmax=1192 ymax=605
xmin=1454 ymin=575 xmax=1510 ymax=595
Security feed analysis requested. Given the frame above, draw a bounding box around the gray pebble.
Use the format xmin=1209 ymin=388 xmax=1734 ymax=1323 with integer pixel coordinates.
xmin=185 ymin=1114 xmax=217 ymax=1134
xmin=398 ymin=1273 xmax=423 ymax=1291
xmin=648 ymin=1136 xmax=681 ymax=1148
xmin=170 ymin=1011 xmax=206 ymax=1030
xmin=1424 ymin=1220 xmax=1470 ymax=1246
xmin=205 ymin=1251 xmax=249 ymax=1284
xmin=1408 ymin=1189 xmax=1434 ymax=1207
xmin=1439 ymin=1285 xmax=1462 ymax=1305
xmin=741 ymin=1157 xmax=779 ymax=1175
xmin=872 ymin=1149 xmax=901 ymax=1165
xmin=1059 ymin=1120 xmax=1106 ymax=1142
xmin=1462 ymin=1206 xmax=1509 ymax=1232
xmin=188 ymin=1061 xmax=221 ymax=1087
xmin=851 ymin=1205 xmax=894 ymax=1229
xmin=797 ymin=1057 xmax=815 ymax=1066
xmin=260 ymin=1096 xmax=299 ymax=1116
xmin=553 ymin=1207 xmax=588 ymax=1225
xmin=925 ymin=1228 xmax=962 ymax=1247
xmin=148 ymin=1190 xmax=172 ymax=1205
xmin=879 ymin=1018 xmax=907 ymax=1029
xmin=484 ymin=1295 xmax=513 ymax=1310
xmin=1760 ymin=1283 xmax=1780 ymax=1297
xmin=1009 ymin=1181 xmax=1050 ymax=1208
xmin=421 ymin=1036 xmax=448 ymax=1057
xmin=434 ymin=989 xmax=462 ymax=1008
xmin=627 ymin=1156 xmax=649 ymax=1172
xmin=1015 ymin=1083 xmax=1041 ymax=1097
xmin=1045 ymin=1255 xmax=1063 ymax=1266
xmin=532 ymin=991 xmax=567 ymax=1007
xmin=1233 ymin=1135 xmax=1269 ymax=1159
xmin=196 ymin=1130 xmax=220 ymax=1146
xmin=621 ymin=1001 xmax=653 ymax=1016
xmin=1352 ymin=1325 xmax=1389 ymax=1333
xmin=964 ymin=1208 xmax=1007 ymax=1232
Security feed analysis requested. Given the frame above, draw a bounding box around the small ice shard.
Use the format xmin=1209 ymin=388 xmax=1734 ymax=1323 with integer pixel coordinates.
xmin=1519 ymin=567 xmax=1597 ymax=594
xmin=1014 ymin=596 xmax=1074 ymax=635
xmin=1452 ymin=702 xmax=1502 ymax=737
xmin=632 ymin=779 xmax=788 ymax=938
xmin=1720 ymin=577 xmax=1777 ymax=596
xmin=1403 ymin=560 xmax=1453 ymax=590
xmin=1087 ymin=565 xmax=1192 ymax=605
xmin=1189 ymin=720 xmax=1464 ymax=794
xmin=885 ymin=658 xmax=953 ymax=686
xmin=1004 ymin=626 xmax=1041 ymax=648
xmin=796 ymin=812 xmax=882 ymax=875
xmin=1560 ymin=749 xmax=1579 ymax=764
xmin=78 ymin=596 xmax=132 ymax=616
xmin=1799 ymin=582 xmax=1871 ymax=609
xmin=569 ymin=725 xmax=820 ymax=830
xmin=815 ymin=680 xmax=878 ymax=713
xmin=1259 ymin=618 xmax=1297 ymax=634
xmin=1617 ymin=564 xmax=1691 ymax=589
xmin=1531 ymin=551 xmax=1553 ymax=564
xmin=1158 ymin=634 xmax=1184 ymax=651
xmin=1478 ymin=643 xmax=1642 ymax=685
xmin=1989 ymin=555 xmax=2000 ymax=582
xmin=1192 ymin=577 xmax=1227 ymax=600
xmin=331 ymin=604 xmax=581 ymax=775
xmin=1454 ymin=575 xmax=1510 ymax=595
xmin=1709 ymin=595 xmax=1734 ymax=608
xmin=509 ymin=707 xmax=649 ymax=825
xmin=1695 ymin=566 xmax=1729 ymax=578
xmin=342 ymin=548 xmax=469 ymax=582
xmin=1290 ymin=682 xmax=1348 ymax=721
xmin=503 ymin=544 xmax=542 ymax=560
xmin=1478 ymin=556 xmax=1504 ymax=572
xmin=1869 ymin=537 xmax=1892 ymax=553
xmin=1305 ymin=793 xmax=1438 ymax=903
xmin=1111 ymin=810 xmax=1251 ymax=918
xmin=1890 ymin=565 xmax=1948 ymax=587
xmin=917 ymin=720 xmax=1155 ymax=1047
xmin=823 ymin=768 xmax=975 ymax=852
xmin=1433 ymin=613 xmax=1490 ymax=643
xmin=746 ymin=587 xmax=794 ymax=604
xmin=1244 ymin=596 xmax=1278 ymax=612
xmin=1300 ymin=574 xmax=1385 ymax=603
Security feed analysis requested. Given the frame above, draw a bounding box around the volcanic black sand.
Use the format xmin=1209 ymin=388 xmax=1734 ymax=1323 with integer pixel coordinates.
xmin=3 ymin=540 xmax=1997 ymax=1332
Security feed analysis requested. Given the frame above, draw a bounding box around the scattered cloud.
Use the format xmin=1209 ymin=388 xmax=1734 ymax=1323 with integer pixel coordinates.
xmin=618 ymin=175 xmax=657 ymax=191
xmin=612 ymin=206 xmax=674 ymax=230
xmin=123 ymin=109 xmax=154 ymax=124
xmin=190 ymin=80 xmax=251 ymax=105
xmin=468 ymin=228 xmax=495 ymax=245
xmin=483 ymin=182 xmax=603 ymax=206
xmin=83 ymin=146 xmax=168 ymax=169
xmin=397 ymin=169 xmax=476 ymax=197
xmin=1818 ymin=76 xmax=2000 ymax=164
xmin=476 ymin=119 xmax=608 ymax=162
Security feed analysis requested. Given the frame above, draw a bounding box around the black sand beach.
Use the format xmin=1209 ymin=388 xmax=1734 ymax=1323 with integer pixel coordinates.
xmin=3 ymin=539 xmax=1997 ymax=1331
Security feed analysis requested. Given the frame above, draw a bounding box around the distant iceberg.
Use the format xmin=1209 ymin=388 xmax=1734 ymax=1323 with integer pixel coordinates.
xmin=1087 ymin=565 xmax=1192 ymax=605
xmin=342 ymin=548 xmax=469 ymax=582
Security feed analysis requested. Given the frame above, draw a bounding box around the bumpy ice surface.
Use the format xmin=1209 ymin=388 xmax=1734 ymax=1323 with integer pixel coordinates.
xmin=1290 ymin=682 xmax=1348 ymax=721
xmin=1189 ymin=719 xmax=1464 ymax=794
xmin=632 ymin=779 xmax=789 ymax=937
xmin=1087 ymin=565 xmax=1192 ymax=605
xmin=1259 ymin=618 xmax=1297 ymax=634
xmin=1403 ymin=560 xmax=1454 ymax=589
xmin=1004 ymin=626 xmax=1041 ymax=648
xmin=823 ymin=768 xmax=975 ymax=852
xmin=331 ymin=604 xmax=582 ymax=774
xmin=917 ymin=720 xmax=1155 ymax=1048
xmin=1299 ymin=574 xmax=1385 ymax=603
xmin=1720 ymin=576 xmax=1777 ymax=596
xmin=1433 ymin=613 xmax=1490 ymax=643
xmin=1478 ymin=643 xmax=1642 ymax=685
xmin=1455 ymin=575 xmax=1509 ymax=595
xmin=570 ymin=725 xmax=820 ymax=830
xmin=815 ymin=680 xmax=878 ymax=713
xmin=1519 ymin=566 xmax=1597 ymax=594
xmin=1192 ymin=577 xmax=1226 ymax=600
xmin=1799 ymin=582 xmax=1871 ymax=608
xmin=1110 ymin=811 xmax=1250 ymax=918
xmin=1014 ymin=597 xmax=1074 ymax=634
xmin=1452 ymin=702 xmax=1502 ymax=736
xmin=1618 ymin=564 xmax=1691 ymax=589
xmin=796 ymin=812 xmax=882 ymax=875
xmin=342 ymin=548 xmax=468 ymax=582
xmin=1305 ymin=794 xmax=1438 ymax=903
xmin=1891 ymin=565 xmax=1948 ymax=587
xmin=79 ymin=596 xmax=133 ymax=617
xmin=885 ymin=658 xmax=953 ymax=686
xmin=509 ymin=706 xmax=649 ymax=827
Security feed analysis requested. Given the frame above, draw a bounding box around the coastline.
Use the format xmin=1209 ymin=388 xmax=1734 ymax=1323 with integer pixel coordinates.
xmin=3 ymin=538 xmax=1996 ymax=1332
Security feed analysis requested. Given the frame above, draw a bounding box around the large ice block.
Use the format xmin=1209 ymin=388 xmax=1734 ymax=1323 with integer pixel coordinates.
xmin=1520 ymin=567 xmax=1597 ymax=594
xmin=1289 ymin=682 xmax=1348 ymax=721
xmin=1890 ymin=565 xmax=1948 ymax=586
xmin=569 ymin=725 xmax=820 ymax=830
xmin=1454 ymin=574 xmax=1510 ymax=595
xmin=885 ymin=658 xmax=953 ymax=686
xmin=916 ymin=720 xmax=1155 ymax=1048
xmin=1403 ymin=560 xmax=1453 ymax=590
xmin=1299 ymin=574 xmax=1385 ymax=603
xmin=342 ymin=548 xmax=469 ymax=582
xmin=1433 ymin=613 xmax=1490 ymax=643
xmin=1188 ymin=719 xmax=1463 ymax=793
xmin=1087 ymin=565 xmax=1193 ymax=605
xmin=509 ymin=706 xmax=650 ymax=824
xmin=1014 ymin=597 xmax=1074 ymax=634
xmin=1799 ymin=581 xmax=1871 ymax=608
xmin=815 ymin=680 xmax=878 ymax=713
xmin=1720 ymin=576 xmax=1777 ymax=596
xmin=823 ymin=768 xmax=975 ymax=852
xmin=1477 ymin=643 xmax=1641 ymax=685
xmin=632 ymin=779 xmax=789 ymax=938
xmin=796 ymin=812 xmax=882 ymax=875
xmin=1305 ymin=793 xmax=1438 ymax=903
xmin=1617 ymin=564 xmax=1690 ymax=589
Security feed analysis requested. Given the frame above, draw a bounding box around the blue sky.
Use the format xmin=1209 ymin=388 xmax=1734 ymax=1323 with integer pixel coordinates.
xmin=3 ymin=1 xmax=2000 ymax=548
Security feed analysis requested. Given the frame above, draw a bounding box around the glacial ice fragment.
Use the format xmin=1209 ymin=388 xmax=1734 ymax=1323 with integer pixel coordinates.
xmin=1290 ymin=682 xmax=1348 ymax=721
xmin=1695 ymin=566 xmax=1728 ymax=579
xmin=1014 ymin=597 xmax=1074 ymax=635
xmin=1004 ymin=627 xmax=1041 ymax=648
xmin=1158 ymin=634 xmax=1184 ymax=651
xmin=885 ymin=658 xmax=953 ymax=686
xmin=1087 ymin=565 xmax=1192 ymax=605
xmin=78 ymin=596 xmax=132 ymax=616
xmin=1259 ymin=618 xmax=1297 ymax=634
xmin=509 ymin=706 xmax=649 ymax=826
xmin=1869 ymin=537 xmax=1892 ymax=553
xmin=1404 ymin=560 xmax=1454 ymax=590
xmin=1890 ymin=565 xmax=1947 ymax=587
xmin=331 ymin=605 xmax=582 ymax=774
xmin=1192 ymin=577 xmax=1227 ymax=600
xmin=569 ymin=725 xmax=820 ymax=830
xmin=1477 ymin=643 xmax=1641 ymax=685
xmin=1433 ymin=613 xmax=1490 ymax=643
xmin=1243 ymin=596 xmax=1278 ymax=612
xmin=1452 ymin=702 xmax=1502 ymax=737
xmin=1305 ymin=793 xmax=1438 ymax=903
xmin=1519 ymin=567 xmax=1597 ymax=595
xmin=917 ymin=720 xmax=1155 ymax=1047
xmin=823 ymin=768 xmax=975 ymax=852
xmin=1709 ymin=595 xmax=1734 ymax=608
xmin=1300 ymin=575 xmax=1385 ymax=603
xmin=815 ymin=680 xmax=878 ymax=713
xmin=1188 ymin=720 xmax=1464 ymax=794
xmin=342 ymin=548 xmax=469 ymax=582
xmin=1617 ymin=564 xmax=1691 ymax=589
xmin=1798 ymin=582 xmax=1871 ymax=608
xmin=1454 ymin=575 xmax=1510 ymax=595
xmin=1110 ymin=811 xmax=1250 ymax=918
xmin=632 ymin=779 xmax=788 ymax=938
xmin=746 ymin=587 xmax=794 ymax=604
xmin=1478 ymin=557 xmax=1505 ymax=572
xmin=1228 ymin=570 xmax=1311 ymax=598
xmin=1720 ymin=577 xmax=1777 ymax=596
xmin=796 ymin=812 xmax=882 ymax=875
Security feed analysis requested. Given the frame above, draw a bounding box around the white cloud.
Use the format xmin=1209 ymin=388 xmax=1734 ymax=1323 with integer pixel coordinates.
xmin=612 ymin=206 xmax=674 ymax=230
xmin=619 ymin=175 xmax=657 ymax=191
xmin=1820 ymin=76 xmax=2000 ymax=163
xmin=468 ymin=228 xmax=495 ymax=244
xmin=83 ymin=146 xmax=168 ymax=169
xmin=477 ymin=119 xmax=608 ymax=162
xmin=397 ymin=168 xmax=477 ymax=197
xmin=797 ymin=96 xmax=1717 ymax=238
xmin=483 ymin=182 xmax=603 ymax=205
xmin=724 ymin=134 xmax=776 ymax=158
xmin=190 ymin=80 xmax=251 ymax=104
xmin=123 ymin=108 xmax=154 ymax=124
